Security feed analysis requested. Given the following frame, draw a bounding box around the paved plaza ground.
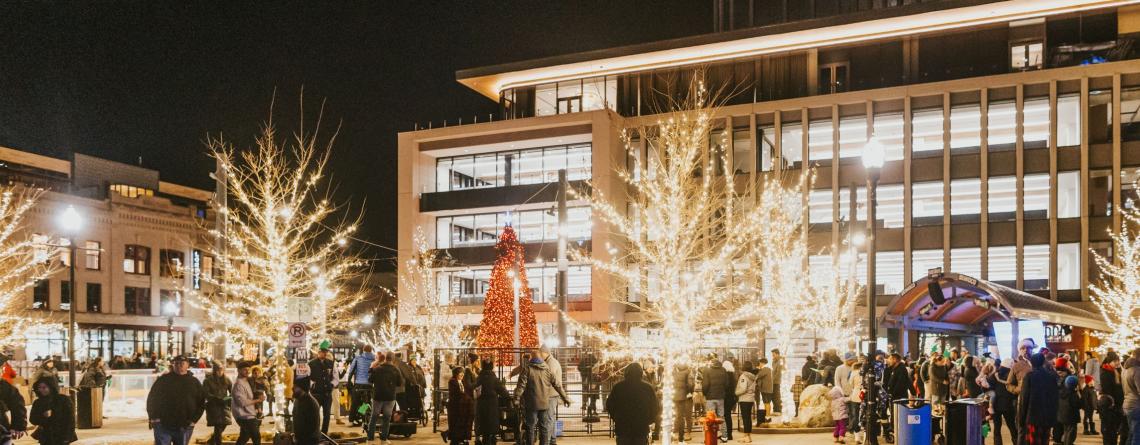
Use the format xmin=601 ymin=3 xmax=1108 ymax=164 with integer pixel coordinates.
xmin=14 ymin=414 xmax=1115 ymax=445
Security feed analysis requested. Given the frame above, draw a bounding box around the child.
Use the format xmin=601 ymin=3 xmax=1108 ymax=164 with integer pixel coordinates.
xmin=1081 ymin=374 xmax=1099 ymax=435
xmin=1097 ymin=393 xmax=1122 ymax=445
xmin=830 ymin=385 xmax=849 ymax=444
xmin=1057 ymin=375 xmax=1080 ymax=445
xmin=250 ymin=365 xmax=268 ymax=419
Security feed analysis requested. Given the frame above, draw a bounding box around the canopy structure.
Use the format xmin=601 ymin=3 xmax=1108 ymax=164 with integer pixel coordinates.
xmin=879 ymin=272 xmax=1108 ymax=337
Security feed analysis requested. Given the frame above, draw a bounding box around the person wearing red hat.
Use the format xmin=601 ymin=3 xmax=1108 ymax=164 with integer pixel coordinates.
xmin=1082 ymin=374 xmax=1099 ymax=435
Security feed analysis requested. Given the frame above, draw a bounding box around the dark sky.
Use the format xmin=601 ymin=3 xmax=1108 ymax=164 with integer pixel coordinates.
xmin=0 ymin=1 xmax=709 ymax=267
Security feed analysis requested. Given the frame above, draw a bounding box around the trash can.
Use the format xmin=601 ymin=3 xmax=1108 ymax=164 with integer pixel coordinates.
xmin=76 ymin=387 xmax=103 ymax=429
xmin=893 ymin=400 xmax=932 ymax=445
xmin=945 ymin=398 xmax=984 ymax=445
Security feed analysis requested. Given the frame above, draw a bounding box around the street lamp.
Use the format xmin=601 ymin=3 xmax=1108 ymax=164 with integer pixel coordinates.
xmin=163 ymin=301 xmax=180 ymax=357
xmin=56 ymin=205 xmax=83 ymax=391
xmin=861 ymin=136 xmax=885 ymax=357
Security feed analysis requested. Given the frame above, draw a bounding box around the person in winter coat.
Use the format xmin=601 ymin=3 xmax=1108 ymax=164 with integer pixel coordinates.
xmin=308 ymin=348 xmax=337 ymax=435
xmin=28 ymin=377 xmax=75 ymax=445
xmin=368 ymin=353 xmax=404 ymax=443
xmin=735 ymin=362 xmax=757 ymax=443
xmin=962 ymin=356 xmax=982 ymax=398
xmin=447 ymin=367 xmax=475 ymax=445
xmin=1123 ymin=349 xmax=1140 ymax=445
xmin=1 ymin=361 xmax=16 ymax=385
xmin=846 ymin=359 xmax=863 ymax=436
xmin=292 ymin=377 xmax=321 ymax=445
xmin=346 ymin=345 xmax=375 ymax=427
xmin=673 ymin=363 xmax=695 ymax=442
xmin=147 ymin=356 xmax=206 ymax=445
xmin=1058 ymin=375 xmax=1081 ymax=445
xmin=202 ymin=361 xmax=232 ymax=445
xmin=606 ymin=362 xmax=660 ymax=445
xmin=79 ymin=357 xmax=109 ymax=393
xmin=699 ymin=357 xmax=730 ymax=439
xmin=722 ymin=361 xmax=736 ymax=441
xmin=988 ymin=363 xmax=1018 ymax=445
xmin=1102 ymin=352 xmax=1128 ymax=445
xmin=1017 ymin=353 xmax=1060 ymax=445
xmin=771 ymin=349 xmax=786 ymax=415
xmin=514 ymin=354 xmax=570 ymax=445
xmin=1081 ymin=374 xmax=1099 ymax=435
xmin=1101 ymin=390 xmax=1125 ymax=445
xmin=30 ymin=360 xmax=60 ymax=394
xmin=829 ymin=386 xmax=848 ymax=444
xmin=232 ymin=361 xmax=265 ymax=445
xmin=802 ymin=356 xmax=821 ymax=386
xmin=473 ymin=360 xmax=510 ymax=445
xmin=884 ymin=354 xmax=911 ymax=403
xmin=537 ymin=349 xmax=564 ymax=445
xmin=755 ymin=358 xmax=774 ymax=425
xmin=249 ymin=366 xmax=268 ymax=419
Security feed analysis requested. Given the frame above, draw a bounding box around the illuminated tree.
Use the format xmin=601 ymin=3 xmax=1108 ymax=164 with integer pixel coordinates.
xmin=475 ymin=225 xmax=538 ymax=359
xmin=567 ymin=77 xmax=812 ymax=444
xmin=0 ymin=186 xmax=62 ymax=346
xmin=402 ymin=228 xmax=469 ymax=354
xmin=1090 ymin=204 xmax=1140 ymax=351
xmin=190 ymin=106 xmax=365 ymax=354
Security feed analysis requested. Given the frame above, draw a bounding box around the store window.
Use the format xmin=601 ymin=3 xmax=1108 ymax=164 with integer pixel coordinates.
xmin=123 ymin=245 xmax=150 ymax=275
xmin=912 ymin=108 xmax=944 ymax=155
xmin=911 ymin=249 xmax=944 ymax=282
xmin=124 ymin=287 xmax=151 ymax=315
xmin=1058 ymin=171 xmax=1080 ymax=218
xmin=85 ymin=241 xmax=100 ymax=270
xmin=912 ymin=181 xmax=944 ymax=225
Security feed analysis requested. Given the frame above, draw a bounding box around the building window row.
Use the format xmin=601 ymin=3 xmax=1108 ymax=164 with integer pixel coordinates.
xmin=25 ymin=327 xmax=185 ymax=362
xmin=436 ymin=207 xmax=591 ymax=249
xmin=767 ymin=95 xmax=1080 ymax=169
xmin=434 ymin=265 xmax=592 ymax=306
xmin=501 ymin=76 xmax=618 ymax=119
xmin=810 ymin=243 xmax=1081 ymax=295
xmin=809 ymin=171 xmax=1081 ymax=226
xmin=435 ymin=143 xmax=591 ymax=192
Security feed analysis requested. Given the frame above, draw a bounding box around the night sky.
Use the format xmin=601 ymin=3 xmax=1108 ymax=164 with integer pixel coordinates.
xmin=0 ymin=1 xmax=709 ymax=267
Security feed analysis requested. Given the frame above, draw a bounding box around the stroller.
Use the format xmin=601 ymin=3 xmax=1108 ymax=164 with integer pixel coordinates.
xmin=405 ymin=385 xmax=428 ymax=426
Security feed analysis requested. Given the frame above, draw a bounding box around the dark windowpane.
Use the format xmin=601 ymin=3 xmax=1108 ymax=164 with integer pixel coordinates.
xmin=86 ymin=283 xmax=102 ymax=313
xmin=33 ymin=281 xmax=48 ymax=310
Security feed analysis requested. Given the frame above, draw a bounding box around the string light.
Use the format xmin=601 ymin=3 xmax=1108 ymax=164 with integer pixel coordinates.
xmin=475 ymin=225 xmax=539 ymax=362
xmin=0 ymin=187 xmax=65 ymax=347
xmin=1090 ymin=201 xmax=1140 ymax=351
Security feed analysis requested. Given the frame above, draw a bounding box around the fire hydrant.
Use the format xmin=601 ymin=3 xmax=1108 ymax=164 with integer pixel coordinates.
xmin=701 ymin=411 xmax=723 ymax=445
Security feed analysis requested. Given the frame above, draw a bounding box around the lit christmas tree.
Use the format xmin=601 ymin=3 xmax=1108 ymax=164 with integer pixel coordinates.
xmin=1090 ymin=203 xmax=1140 ymax=351
xmin=475 ymin=224 xmax=538 ymax=361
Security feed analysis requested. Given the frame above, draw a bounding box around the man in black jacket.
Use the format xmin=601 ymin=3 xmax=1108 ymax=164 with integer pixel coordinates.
xmin=1017 ymin=352 xmax=1059 ymax=445
xmin=368 ymin=353 xmax=405 ymax=443
xmin=0 ymin=354 xmax=26 ymax=443
xmin=147 ymin=356 xmax=206 ymax=445
xmin=308 ymin=348 xmax=336 ymax=435
xmin=988 ymin=362 xmax=1017 ymax=445
xmin=292 ymin=377 xmax=321 ymax=445
xmin=606 ymin=362 xmax=660 ymax=445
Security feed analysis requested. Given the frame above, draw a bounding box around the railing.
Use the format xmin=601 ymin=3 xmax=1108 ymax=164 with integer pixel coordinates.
xmin=414 ymin=114 xmax=499 ymax=131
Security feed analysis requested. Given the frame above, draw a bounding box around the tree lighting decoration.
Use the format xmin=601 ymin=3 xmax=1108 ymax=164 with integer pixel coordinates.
xmin=361 ymin=308 xmax=411 ymax=353
xmin=475 ymin=225 xmax=538 ymax=358
xmin=190 ymin=106 xmax=366 ymax=354
xmin=0 ymin=186 xmax=62 ymax=346
xmin=401 ymin=228 xmax=470 ymax=354
xmin=1090 ymin=201 xmax=1140 ymax=351
xmin=566 ymin=76 xmax=815 ymax=444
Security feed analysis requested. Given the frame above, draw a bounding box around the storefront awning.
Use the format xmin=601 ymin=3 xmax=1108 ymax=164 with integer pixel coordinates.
xmin=879 ymin=272 xmax=1109 ymax=334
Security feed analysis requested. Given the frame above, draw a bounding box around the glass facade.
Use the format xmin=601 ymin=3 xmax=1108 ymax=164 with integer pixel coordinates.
xmin=435 ymin=143 xmax=590 ymax=192
xmin=435 ymin=207 xmax=591 ymax=248
xmin=435 ymin=265 xmax=592 ymax=306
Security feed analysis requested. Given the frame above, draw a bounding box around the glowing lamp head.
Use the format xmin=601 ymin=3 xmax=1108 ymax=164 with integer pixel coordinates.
xmin=163 ymin=301 xmax=180 ymax=316
xmin=362 ymin=314 xmax=374 ymax=325
xmin=852 ymin=232 xmax=867 ymax=247
xmin=57 ymin=205 xmax=83 ymax=234
xmin=862 ymin=135 xmax=885 ymax=170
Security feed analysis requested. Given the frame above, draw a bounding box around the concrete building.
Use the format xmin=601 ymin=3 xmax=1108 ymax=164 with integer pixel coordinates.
xmin=399 ymin=0 xmax=1140 ymax=349
xmin=1 ymin=146 xmax=214 ymax=361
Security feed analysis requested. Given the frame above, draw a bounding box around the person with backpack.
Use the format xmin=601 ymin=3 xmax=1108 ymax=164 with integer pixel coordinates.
xmin=474 ymin=359 xmax=510 ymax=445
xmin=346 ymin=345 xmax=375 ymax=427
xmin=367 ymin=353 xmax=404 ymax=444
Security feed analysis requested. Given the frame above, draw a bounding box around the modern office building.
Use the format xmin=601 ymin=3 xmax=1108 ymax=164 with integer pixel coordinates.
xmin=399 ymin=0 xmax=1140 ymax=349
xmin=0 ymin=146 xmax=215 ymax=361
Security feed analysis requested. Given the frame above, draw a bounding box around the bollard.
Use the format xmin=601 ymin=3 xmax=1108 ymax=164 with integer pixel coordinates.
xmin=702 ymin=410 xmax=723 ymax=445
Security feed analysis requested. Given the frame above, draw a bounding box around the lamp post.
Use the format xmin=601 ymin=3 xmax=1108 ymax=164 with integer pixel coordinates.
xmin=861 ymin=136 xmax=885 ymax=357
xmin=57 ymin=205 xmax=83 ymax=391
xmin=163 ymin=301 xmax=179 ymax=357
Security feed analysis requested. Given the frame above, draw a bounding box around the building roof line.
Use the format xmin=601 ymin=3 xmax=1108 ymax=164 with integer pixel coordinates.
xmin=456 ymin=0 xmax=1139 ymax=100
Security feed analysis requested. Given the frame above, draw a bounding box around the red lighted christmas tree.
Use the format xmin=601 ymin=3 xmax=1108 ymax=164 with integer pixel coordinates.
xmin=475 ymin=225 xmax=538 ymax=361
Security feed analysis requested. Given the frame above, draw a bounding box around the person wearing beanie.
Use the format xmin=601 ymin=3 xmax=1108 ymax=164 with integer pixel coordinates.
xmin=292 ymin=377 xmax=321 ymax=445
xmin=1058 ymin=375 xmax=1081 ymax=445
xmin=203 ymin=361 xmax=232 ymax=445
xmin=1018 ymin=352 xmax=1059 ymax=445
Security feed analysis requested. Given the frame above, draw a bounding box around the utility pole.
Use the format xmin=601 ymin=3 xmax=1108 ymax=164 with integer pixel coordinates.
xmin=556 ymin=169 xmax=568 ymax=346
xmin=210 ymin=158 xmax=228 ymax=360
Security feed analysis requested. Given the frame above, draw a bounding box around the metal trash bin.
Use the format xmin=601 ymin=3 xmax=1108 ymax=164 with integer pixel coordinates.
xmin=893 ymin=400 xmax=932 ymax=445
xmin=76 ymin=387 xmax=103 ymax=429
xmin=945 ymin=398 xmax=984 ymax=445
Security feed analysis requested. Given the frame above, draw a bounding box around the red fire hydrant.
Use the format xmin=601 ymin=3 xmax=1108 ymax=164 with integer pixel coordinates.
xmin=702 ymin=410 xmax=723 ymax=445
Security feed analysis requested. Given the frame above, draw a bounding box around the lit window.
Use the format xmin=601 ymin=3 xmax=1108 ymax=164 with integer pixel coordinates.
xmin=436 ymin=207 xmax=592 ymax=248
xmin=950 ymin=179 xmax=981 ymax=220
xmin=1011 ymin=41 xmax=1044 ymax=71
xmin=912 ymin=108 xmax=944 ymax=154
xmin=1057 ymin=95 xmax=1082 ymax=147
xmin=808 ymin=120 xmax=833 ymax=162
xmin=911 ymin=181 xmax=944 ymax=225
xmin=988 ymin=246 xmax=1017 ymax=286
xmin=988 ymin=176 xmax=1017 ymax=220
xmin=84 ymin=241 xmax=100 ymax=270
xmin=123 ymin=245 xmax=151 ymax=275
xmin=809 ymin=190 xmax=833 ymax=224
xmin=32 ymin=280 xmax=48 ymax=310
xmin=875 ymin=184 xmax=905 ymax=229
xmin=876 ymin=251 xmax=904 ymax=295
xmin=911 ymin=249 xmax=944 ymax=282
xmin=58 ymin=238 xmax=71 ymax=266
xmin=1058 ymin=243 xmax=1080 ymax=290
xmin=838 ymin=116 xmax=868 ymax=159
xmin=988 ymin=102 xmax=1017 ymax=149
xmin=950 ymin=105 xmax=981 ymax=149
xmin=1024 ymin=174 xmax=1049 ymax=220
xmin=758 ymin=126 xmax=775 ymax=172
xmin=950 ymin=248 xmax=982 ymax=279
xmin=110 ymin=184 xmax=154 ymax=198
xmin=873 ymin=113 xmax=905 ymax=162
xmin=837 ymin=187 xmax=867 ymax=224
xmin=159 ymin=249 xmax=185 ymax=278
xmin=1024 ymin=98 xmax=1050 ymax=146
xmin=1057 ymin=172 xmax=1080 ymax=218
xmin=781 ymin=123 xmax=804 ymax=168
xmin=1024 ymin=244 xmax=1050 ymax=290
xmin=732 ymin=127 xmax=754 ymax=175
xmin=32 ymin=233 xmax=49 ymax=263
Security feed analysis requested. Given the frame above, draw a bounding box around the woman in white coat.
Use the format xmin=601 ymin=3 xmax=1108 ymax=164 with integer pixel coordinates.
xmin=735 ymin=361 xmax=758 ymax=443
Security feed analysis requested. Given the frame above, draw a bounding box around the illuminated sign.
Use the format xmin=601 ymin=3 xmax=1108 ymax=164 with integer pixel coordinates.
xmin=192 ymin=250 xmax=202 ymax=290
